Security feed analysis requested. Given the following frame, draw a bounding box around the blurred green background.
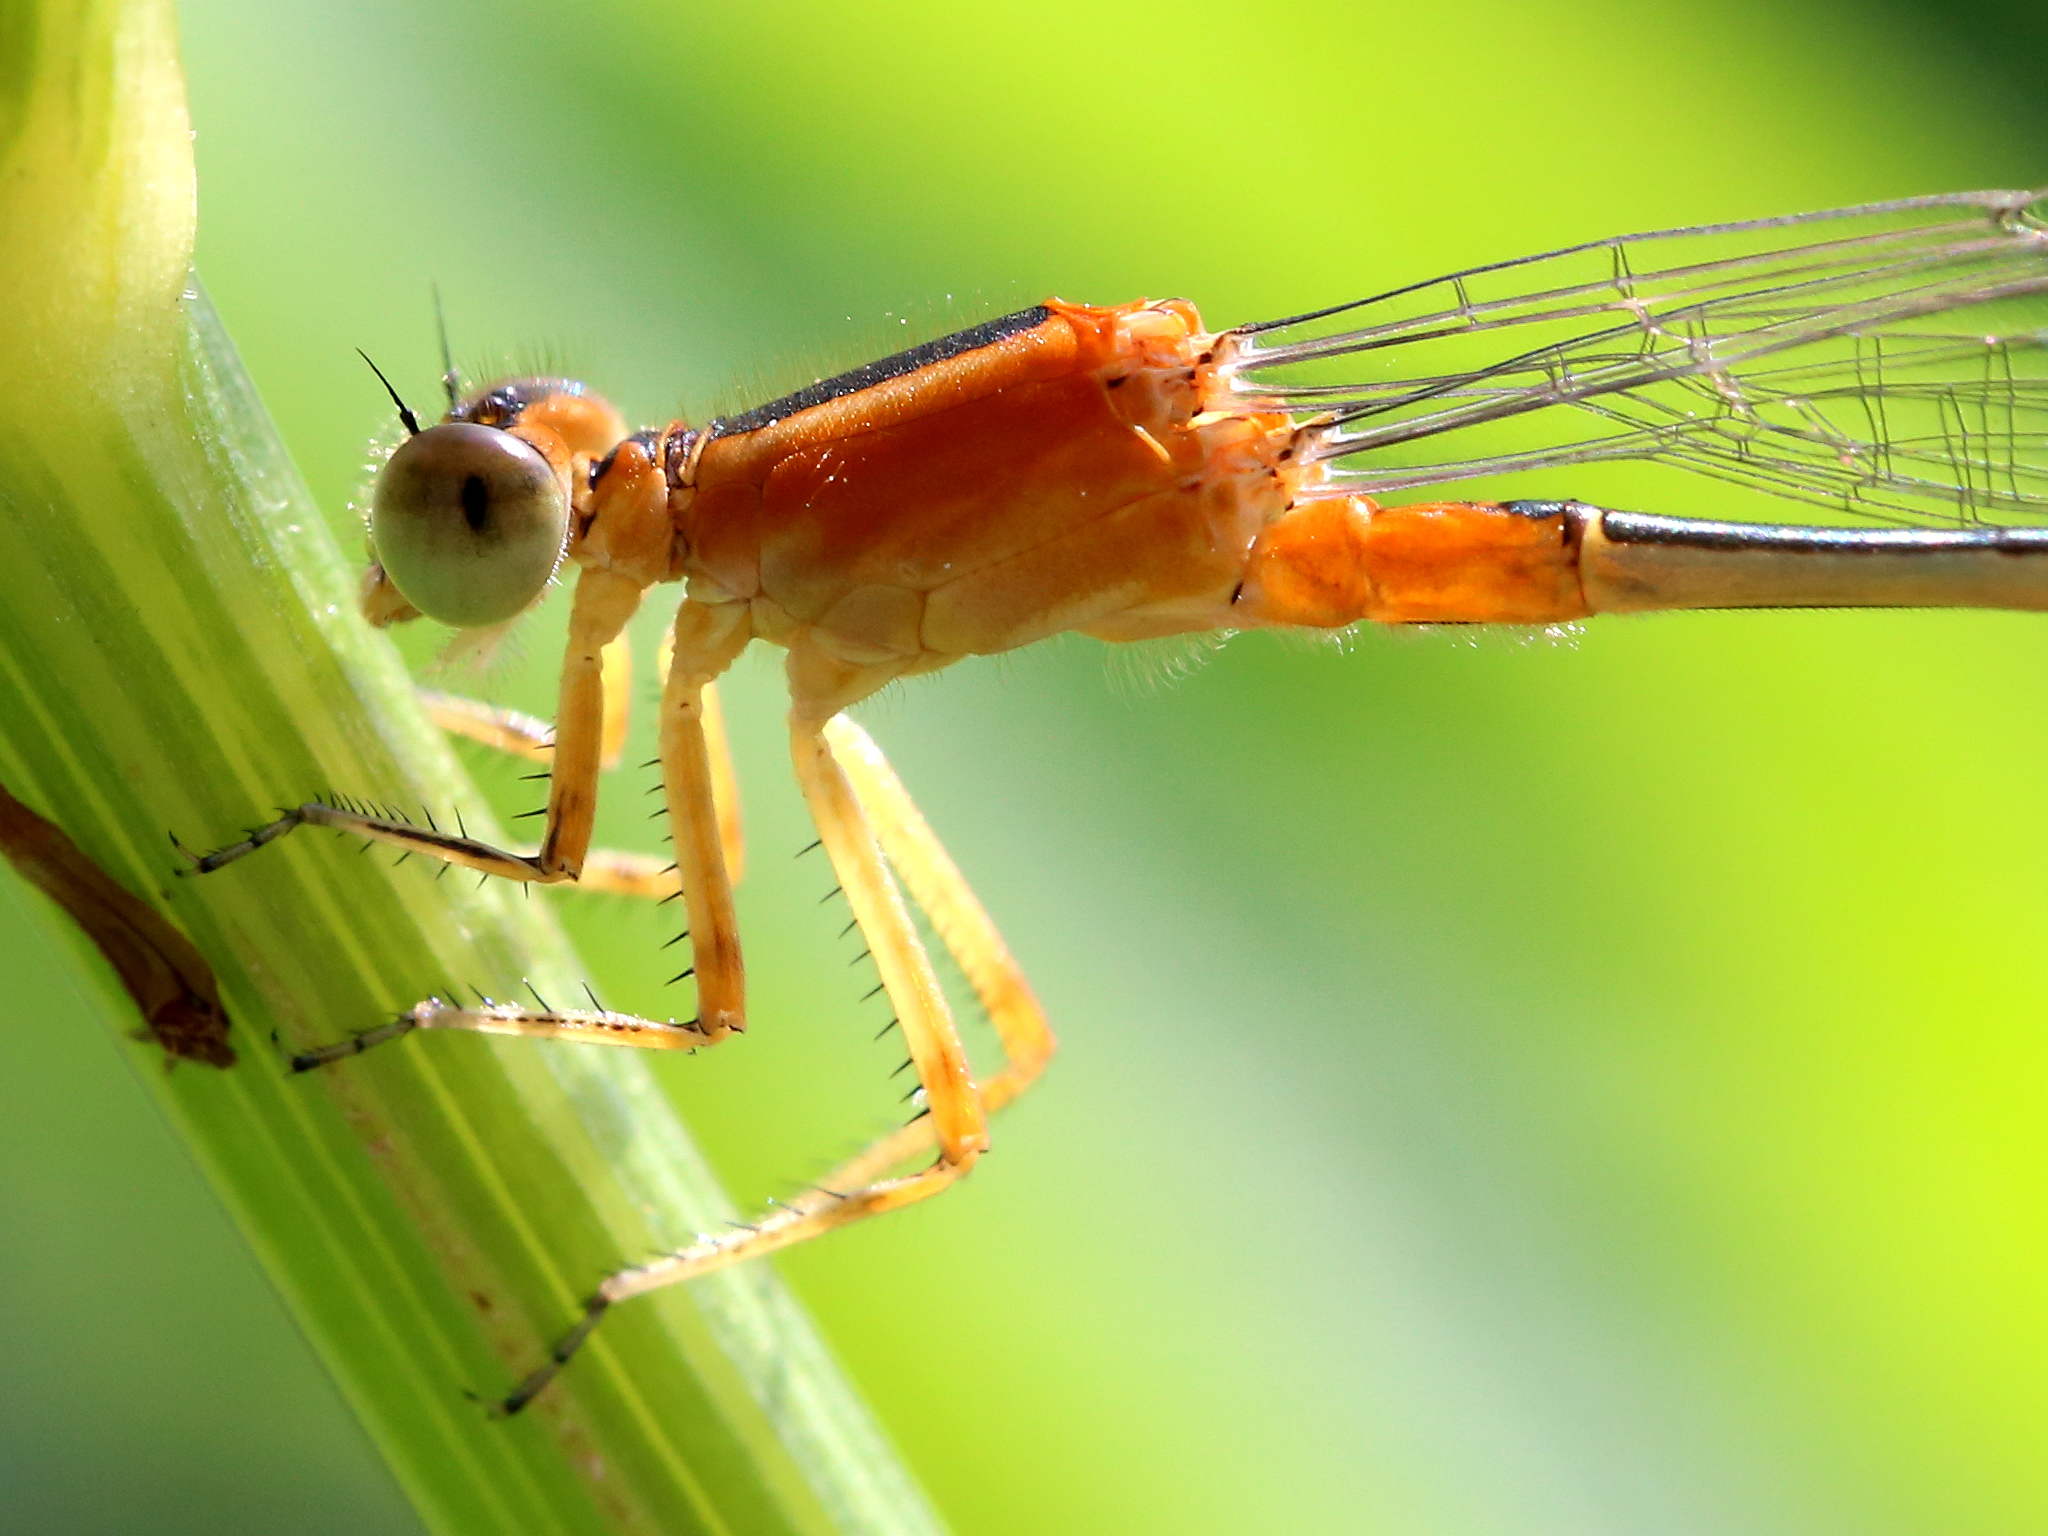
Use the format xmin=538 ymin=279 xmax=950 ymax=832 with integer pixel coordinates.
xmin=6 ymin=1 xmax=2048 ymax=1532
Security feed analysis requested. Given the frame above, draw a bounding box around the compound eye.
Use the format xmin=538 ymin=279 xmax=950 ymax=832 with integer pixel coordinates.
xmin=370 ymin=423 xmax=569 ymax=628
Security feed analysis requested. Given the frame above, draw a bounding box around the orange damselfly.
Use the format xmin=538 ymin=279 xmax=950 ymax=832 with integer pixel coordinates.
xmin=186 ymin=187 xmax=2048 ymax=1411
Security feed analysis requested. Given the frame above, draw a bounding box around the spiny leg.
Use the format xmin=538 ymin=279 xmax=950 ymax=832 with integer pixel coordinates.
xmin=420 ymin=626 xmax=634 ymax=769
xmin=536 ymin=569 xmax=649 ymax=876
xmin=826 ymin=714 xmax=1053 ymax=1114
xmin=287 ymin=993 xmax=718 ymax=1072
xmin=579 ymin=676 xmax=746 ymax=896
xmin=658 ymin=623 xmax=747 ymax=885
xmin=184 ymin=568 xmax=670 ymax=1083
xmin=499 ymin=684 xmax=1044 ymax=1413
xmin=652 ymin=600 xmax=753 ymax=1036
xmin=176 ymin=795 xmax=548 ymax=882
xmin=182 ymin=566 xmax=648 ymax=885
xmin=417 ymin=688 xmax=559 ymax=764
xmin=278 ymin=597 xmax=753 ymax=1079
xmin=691 ymin=711 xmax=1062 ymax=1218
xmin=421 ymin=649 xmax=746 ymax=898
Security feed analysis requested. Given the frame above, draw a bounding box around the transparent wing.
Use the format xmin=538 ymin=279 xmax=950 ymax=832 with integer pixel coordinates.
xmin=1221 ymin=190 xmax=2048 ymax=524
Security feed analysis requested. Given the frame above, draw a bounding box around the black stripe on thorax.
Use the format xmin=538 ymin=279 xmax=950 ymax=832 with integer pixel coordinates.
xmin=707 ymin=305 xmax=1053 ymax=439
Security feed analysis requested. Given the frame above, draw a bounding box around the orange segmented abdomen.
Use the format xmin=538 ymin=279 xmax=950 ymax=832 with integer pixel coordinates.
xmin=1234 ymin=499 xmax=1594 ymax=627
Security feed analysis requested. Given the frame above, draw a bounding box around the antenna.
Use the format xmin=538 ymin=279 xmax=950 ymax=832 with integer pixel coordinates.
xmin=433 ymin=284 xmax=461 ymax=409
xmin=355 ymin=349 xmax=421 ymax=437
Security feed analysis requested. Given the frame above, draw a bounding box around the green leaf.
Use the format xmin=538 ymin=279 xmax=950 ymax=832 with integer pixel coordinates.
xmin=0 ymin=3 xmax=944 ymax=1532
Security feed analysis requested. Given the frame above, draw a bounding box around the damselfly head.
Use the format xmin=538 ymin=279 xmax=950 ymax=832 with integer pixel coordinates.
xmin=369 ymin=421 xmax=570 ymax=629
xmin=357 ymin=360 xmax=632 ymax=630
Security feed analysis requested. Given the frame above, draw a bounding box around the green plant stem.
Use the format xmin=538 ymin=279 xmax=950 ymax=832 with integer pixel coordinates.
xmin=0 ymin=4 xmax=945 ymax=1532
